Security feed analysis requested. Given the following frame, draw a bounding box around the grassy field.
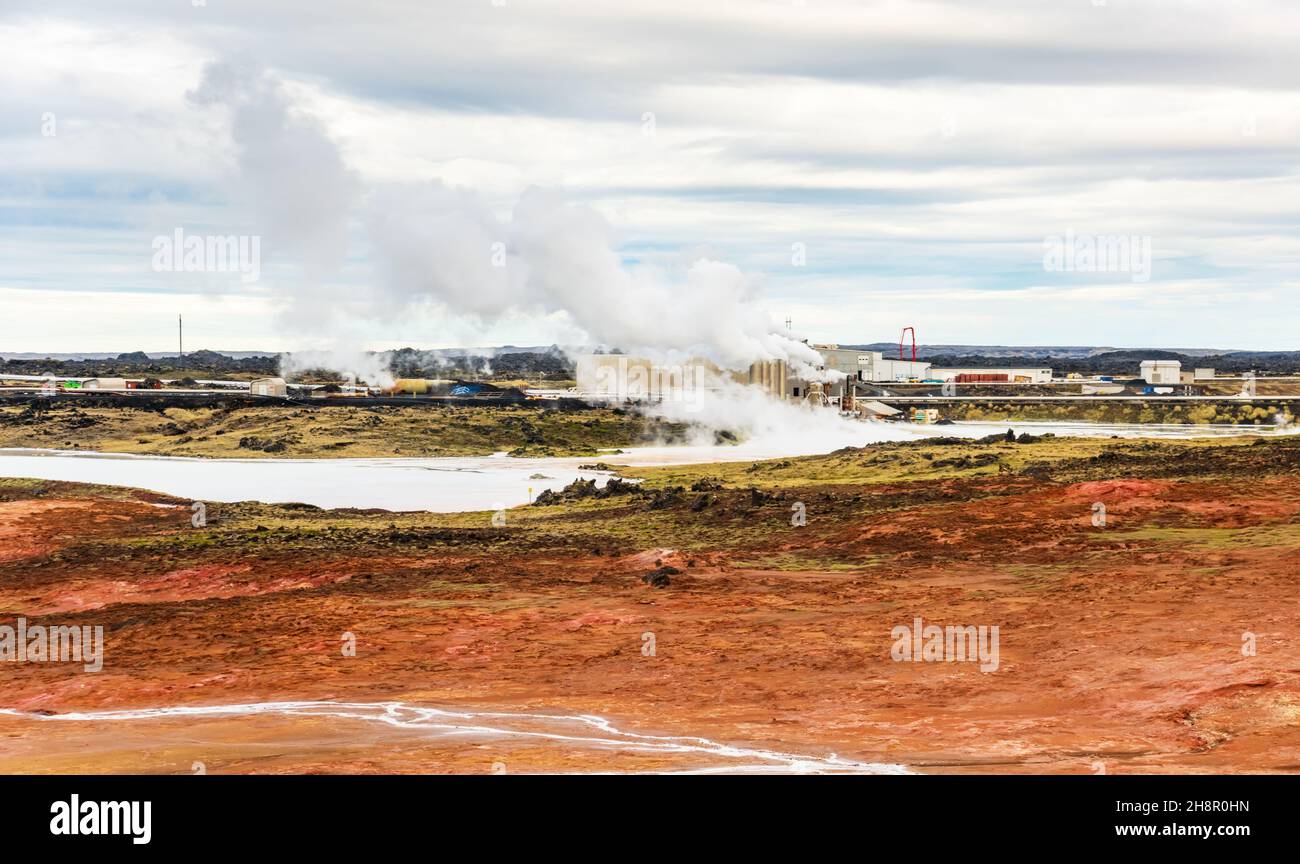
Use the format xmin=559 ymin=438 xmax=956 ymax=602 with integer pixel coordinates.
xmin=0 ymin=402 xmax=691 ymax=458
xmin=11 ymin=432 xmax=1288 ymax=565
xmin=616 ymin=433 xmax=1285 ymax=488
xmin=940 ymin=400 xmax=1295 ymax=425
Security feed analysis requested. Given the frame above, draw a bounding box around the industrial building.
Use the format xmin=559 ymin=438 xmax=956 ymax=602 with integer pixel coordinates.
xmin=575 ymin=340 xmax=1097 ymax=409
xmin=1140 ymin=360 xmax=1181 ymax=385
xmin=810 ymin=345 xmax=931 ymax=382
xmin=576 ymin=355 xmax=796 ymax=402
xmin=577 ymin=349 xmax=931 ymax=409
xmin=576 ymin=344 xmax=1058 ymax=408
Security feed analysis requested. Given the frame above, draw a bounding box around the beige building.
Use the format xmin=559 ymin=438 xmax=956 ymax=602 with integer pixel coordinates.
xmin=80 ymin=378 xmax=128 ymax=390
xmin=249 ymin=377 xmax=288 ymax=397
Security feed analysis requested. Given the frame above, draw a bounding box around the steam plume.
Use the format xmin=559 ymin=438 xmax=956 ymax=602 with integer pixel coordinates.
xmin=189 ymin=60 xmax=827 ymax=387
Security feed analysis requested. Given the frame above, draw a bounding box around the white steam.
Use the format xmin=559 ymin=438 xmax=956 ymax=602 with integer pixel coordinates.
xmin=368 ymin=182 xmax=828 ymax=373
xmin=189 ymin=60 xmax=827 ymax=387
xmin=279 ymin=349 xmax=395 ymax=389
xmin=647 ymin=384 xmax=919 ymax=455
xmin=187 ymin=62 xmax=358 ymax=299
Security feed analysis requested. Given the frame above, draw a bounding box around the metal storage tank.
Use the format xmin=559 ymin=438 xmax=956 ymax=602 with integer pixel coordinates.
xmin=577 ymin=354 xmax=727 ymax=402
xmin=745 ymin=359 xmax=788 ymax=399
xmin=387 ymin=378 xmax=432 ymax=395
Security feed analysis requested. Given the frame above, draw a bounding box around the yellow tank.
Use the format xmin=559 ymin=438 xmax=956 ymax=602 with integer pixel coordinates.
xmin=388 ymin=378 xmax=431 ymax=395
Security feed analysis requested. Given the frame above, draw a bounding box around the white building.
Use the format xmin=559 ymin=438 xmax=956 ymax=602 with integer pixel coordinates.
xmin=812 ymin=345 xmax=931 ymax=382
xmin=1139 ymin=360 xmax=1181 ymax=385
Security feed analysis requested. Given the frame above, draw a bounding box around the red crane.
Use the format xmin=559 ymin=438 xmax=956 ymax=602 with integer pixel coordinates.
xmin=899 ymin=326 xmax=917 ymax=362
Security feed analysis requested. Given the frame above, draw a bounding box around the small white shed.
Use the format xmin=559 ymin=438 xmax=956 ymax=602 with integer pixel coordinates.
xmin=81 ymin=378 xmax=128 ymax=390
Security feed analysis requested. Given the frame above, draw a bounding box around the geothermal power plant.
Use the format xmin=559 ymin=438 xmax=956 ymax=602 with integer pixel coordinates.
xmin=2 ymin=339 xmax=1286 ymax=427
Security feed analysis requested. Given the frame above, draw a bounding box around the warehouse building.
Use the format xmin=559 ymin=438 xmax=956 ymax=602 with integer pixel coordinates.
xmin=1139 ymin=360 xmax=1181 ymax=385
xmin=811 ymin=345 xmax=931 ymax=382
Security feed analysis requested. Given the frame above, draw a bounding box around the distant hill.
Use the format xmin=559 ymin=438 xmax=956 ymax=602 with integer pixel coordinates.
xmin=0 ymin=351 xmax=276 ymax=361
xmin=839 ymin=343 xmax=1300 ymax=373
xmin=844 ymin=343 xmax=1260 ymax=360
xmin=7 ymin=344 xmax=1298 ymax=379
xmin=386 ymin=346 xmax=571 ymax=380
xmin=0 ymin=346 xmax=559 ymax=362
xmin=1 ymin=346 xmax=574 ymax=383
xmin=1 ymin=350 xmax=279 ymax=379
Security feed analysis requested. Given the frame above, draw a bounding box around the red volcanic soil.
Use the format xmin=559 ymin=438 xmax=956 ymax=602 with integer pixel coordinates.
xmin=1 ymin=469 xmax=1299 ymax=774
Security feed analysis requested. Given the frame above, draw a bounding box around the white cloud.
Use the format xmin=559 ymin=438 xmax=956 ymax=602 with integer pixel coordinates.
xmin=3 ymin=2 xmax=1300 ymax=352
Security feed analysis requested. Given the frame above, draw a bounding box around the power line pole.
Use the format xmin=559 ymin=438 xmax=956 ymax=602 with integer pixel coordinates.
xmin=178 ymin=314 xmax=183 ymax=363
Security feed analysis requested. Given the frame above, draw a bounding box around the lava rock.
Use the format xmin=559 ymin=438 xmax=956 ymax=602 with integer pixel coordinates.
xmin=642 ymin=565 xmax=680 ymax=587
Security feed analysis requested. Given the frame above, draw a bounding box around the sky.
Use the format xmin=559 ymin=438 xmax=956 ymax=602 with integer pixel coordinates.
xmin=3 ymin=0 xmax=1300 ymax=355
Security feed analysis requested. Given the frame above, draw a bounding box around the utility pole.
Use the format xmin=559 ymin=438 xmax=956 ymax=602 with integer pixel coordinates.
xmin=178 ymin=314 xmax=183 ymax=364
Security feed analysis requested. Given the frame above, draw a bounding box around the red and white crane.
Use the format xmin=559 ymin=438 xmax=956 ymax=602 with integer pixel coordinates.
xmin=899 ymin=326 xmax=917 ymax=362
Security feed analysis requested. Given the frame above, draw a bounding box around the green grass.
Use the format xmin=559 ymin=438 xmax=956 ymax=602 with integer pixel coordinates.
xmin=732 ymin=552 xmax=883 ymax=571
xmin=0 ymin=404 xmax=689 ymax=459
xmin=1091 ymin=523 xmax=1300 ymax=550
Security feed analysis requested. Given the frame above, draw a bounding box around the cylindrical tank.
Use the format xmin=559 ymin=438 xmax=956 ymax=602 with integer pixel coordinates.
xmin=389 ymin=378 xmax=431 ymax=395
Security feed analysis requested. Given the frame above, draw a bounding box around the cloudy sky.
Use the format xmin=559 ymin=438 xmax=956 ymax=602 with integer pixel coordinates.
xmin=4 ymin=0 xmax=1300 ymax=354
